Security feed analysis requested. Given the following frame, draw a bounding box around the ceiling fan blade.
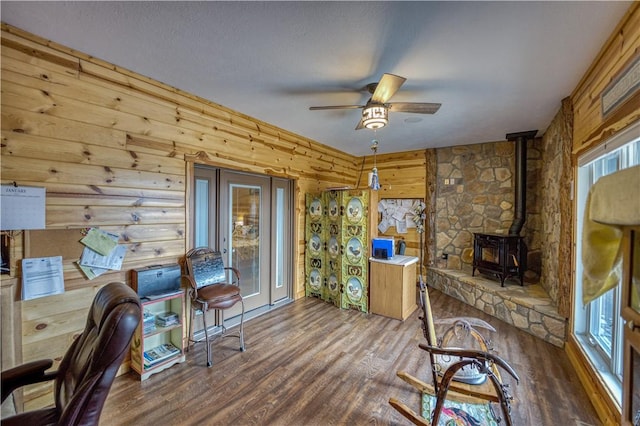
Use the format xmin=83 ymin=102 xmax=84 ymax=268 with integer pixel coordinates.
xmin=388 ymin=102 xmax=441 ymax=114
xmin=309 ymin=105 xmax=364 ymax=110
xmin=355 ymin=118 xmax=365 ymax=130
xmin=371 ymin=73 xmax=406 ymax=104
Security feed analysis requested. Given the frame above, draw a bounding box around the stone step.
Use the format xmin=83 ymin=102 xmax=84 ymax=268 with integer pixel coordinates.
xmin=426 ymin=268 xmax=566 ymax=347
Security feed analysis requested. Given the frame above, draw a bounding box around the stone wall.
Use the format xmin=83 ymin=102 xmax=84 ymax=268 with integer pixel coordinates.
xmin=433 ymin=139 xmax=543 ymax=282
xmin=539 ymin=98 xmax=573 ymax=312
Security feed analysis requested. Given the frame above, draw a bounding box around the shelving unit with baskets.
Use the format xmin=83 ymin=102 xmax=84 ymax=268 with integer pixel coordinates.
xmin=130 ymin=291 xmax=186 ymax=380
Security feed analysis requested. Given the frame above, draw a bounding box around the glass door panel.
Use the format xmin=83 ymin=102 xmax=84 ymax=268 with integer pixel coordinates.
xmin=220 ymin=171 xmax=270 ymax=313
xmin=271 ymin=178 xmax=291 ymax=303
xmin=230 ymin=184 xmax=262 ymax=299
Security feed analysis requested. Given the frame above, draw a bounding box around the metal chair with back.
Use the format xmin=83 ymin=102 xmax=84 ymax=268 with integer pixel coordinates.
xmin=183 ymin=247 xmax=245 ymax=367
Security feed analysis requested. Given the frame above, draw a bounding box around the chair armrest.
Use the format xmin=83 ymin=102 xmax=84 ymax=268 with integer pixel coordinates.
xmin=433 ymin=317 xmax=497 ymax=333
xmin=181 ymin=274 xmax=198 ymax=298
xmin=1 ymin=359 xmax=56 ymax=403
xmin=418 ymin=343 xmax=520 ymax=384
xmin=224 ymin=267 xmax=241 ymax=283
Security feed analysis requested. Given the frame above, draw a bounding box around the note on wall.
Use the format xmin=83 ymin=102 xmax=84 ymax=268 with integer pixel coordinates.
xmin=1 ymin=185 xmax=46 ymax=231
xmin=22 ymin=256 xmax=64 ymax=300
xmin=378 ymin=198 xmax=425 ymax=234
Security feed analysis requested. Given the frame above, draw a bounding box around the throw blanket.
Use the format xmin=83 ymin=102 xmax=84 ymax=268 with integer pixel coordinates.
xmin=582 ymin=165 xmax=640 ymax=304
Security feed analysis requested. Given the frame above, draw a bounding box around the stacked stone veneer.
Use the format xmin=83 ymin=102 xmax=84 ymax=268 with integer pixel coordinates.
xmin=434 ymin=141 xmax=543 ymax=282
xmin=428 ymin=268 xmax=566 ymax=347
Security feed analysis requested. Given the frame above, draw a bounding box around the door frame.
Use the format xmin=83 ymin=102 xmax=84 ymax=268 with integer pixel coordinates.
xmin=187 ymin=162 xmax=295 ymax=318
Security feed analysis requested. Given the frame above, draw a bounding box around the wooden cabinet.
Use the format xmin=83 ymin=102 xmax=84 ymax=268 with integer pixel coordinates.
xmin=622 ymin=227 xmax=640 ymax=425
xmin=130 ymin=291 xmax=186 ymax=381
xmin=369 ymin=255 xmax=418 ymax=321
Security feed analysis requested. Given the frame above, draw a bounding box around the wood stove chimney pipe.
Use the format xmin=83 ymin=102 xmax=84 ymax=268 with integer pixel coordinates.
xmin=506 ymin=130 xmax=537 ymax=236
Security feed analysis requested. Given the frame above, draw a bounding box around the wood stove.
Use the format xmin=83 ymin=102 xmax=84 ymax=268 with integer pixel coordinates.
xmin=472 ymin=233 xmax=526 ymax=286
xmin=471 ymin=130 xmax=536 ymax=287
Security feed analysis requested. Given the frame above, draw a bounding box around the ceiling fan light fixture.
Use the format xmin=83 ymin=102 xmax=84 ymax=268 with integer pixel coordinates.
xmin=362 ymin=105 xmax=388 ymax=130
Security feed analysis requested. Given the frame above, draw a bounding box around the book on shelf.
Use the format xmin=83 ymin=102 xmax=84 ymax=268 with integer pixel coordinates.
xmin=156 ymin=311 xmax=179 ymax=327
xmin=143 ymin=343 xmax=180 ymax=367
xmin=143 ymin=311 xmax=156 ymax=335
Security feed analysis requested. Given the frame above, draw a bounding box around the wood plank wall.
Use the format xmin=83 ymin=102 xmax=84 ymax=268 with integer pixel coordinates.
xmin=571 ymin=2 xmax=640 ymax=154
xmin=567 ymin=3 xmax=640 ymax=425
xmin=361 ymin=149 xmax=427 ymax=267
xmin=0 ymin=23 xmax=363 ymax=409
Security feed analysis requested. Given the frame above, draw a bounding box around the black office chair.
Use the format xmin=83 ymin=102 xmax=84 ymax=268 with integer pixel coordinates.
xmin=1 ymin=282 xmax=141 ymax=426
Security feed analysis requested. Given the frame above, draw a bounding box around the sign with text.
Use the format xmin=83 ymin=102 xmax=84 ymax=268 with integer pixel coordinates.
xmin=1 ymin=185 xmax=46 ymax=230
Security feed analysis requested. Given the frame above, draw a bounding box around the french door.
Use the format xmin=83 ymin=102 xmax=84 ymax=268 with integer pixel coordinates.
xmin=193 ymin=166 xmax=292 ymax=317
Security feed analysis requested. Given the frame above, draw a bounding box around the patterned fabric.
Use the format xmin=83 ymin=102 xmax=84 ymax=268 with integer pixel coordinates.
xmin=422 ymin=393 xmax=499 ymax=426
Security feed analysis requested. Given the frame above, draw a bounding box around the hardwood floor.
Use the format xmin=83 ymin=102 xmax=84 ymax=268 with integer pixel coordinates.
xmin=101 ymin=288 xmax=601 ymax=425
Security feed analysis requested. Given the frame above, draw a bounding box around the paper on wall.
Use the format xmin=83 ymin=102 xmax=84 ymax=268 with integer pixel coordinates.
xmin=378 ymin=217 xmax=391 ymax=234
xmin=80 ymin=228 xmax=119 ymax=256
xmin=76 ymin=262 xmax=110 ymax=280
xmin=396 ymin=219 xmax=408 ymax=234
xmin=22 ymin=256 xmax=64 ymax=300
xmin=80 ymin=244 xmax=127 ymax=270
xmin=1 ymin=185 xmax=46 ymax=231
xmin=392 ymin=206 xmax=408 ymax=221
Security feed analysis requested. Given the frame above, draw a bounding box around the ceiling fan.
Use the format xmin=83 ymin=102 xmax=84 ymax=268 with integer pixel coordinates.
xmin=309 ymin=73 xmax=441 ymax=130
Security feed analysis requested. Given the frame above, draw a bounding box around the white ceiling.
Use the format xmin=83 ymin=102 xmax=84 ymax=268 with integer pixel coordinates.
xmin=1 ymin=1 xmax=632 ymax=156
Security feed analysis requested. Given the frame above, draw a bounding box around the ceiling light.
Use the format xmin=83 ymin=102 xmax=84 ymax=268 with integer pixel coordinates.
xmin=362 ymin=105 xmax=388 ymax=130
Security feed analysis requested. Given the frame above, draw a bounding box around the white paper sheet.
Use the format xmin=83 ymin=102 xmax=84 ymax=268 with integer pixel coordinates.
xmin=1 ymin=185 xmax=46 ymax=230
xmin=378 ymin=218 xmax=390 ymax=234
xmin=80 ymin=244 xmax=127 ymax=270
xmin=396 ymin=219 xmax=408 ymax=234
xmin=22 ymin=256 xmax=64 ymax=300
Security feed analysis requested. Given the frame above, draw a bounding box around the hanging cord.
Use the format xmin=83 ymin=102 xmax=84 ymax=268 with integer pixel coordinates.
xmin=355 ymin=153 xmax=366 ymax=189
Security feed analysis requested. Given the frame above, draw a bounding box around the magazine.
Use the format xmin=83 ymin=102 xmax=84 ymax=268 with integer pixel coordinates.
xmin=143 ymin=343 xmax=180 ymax=367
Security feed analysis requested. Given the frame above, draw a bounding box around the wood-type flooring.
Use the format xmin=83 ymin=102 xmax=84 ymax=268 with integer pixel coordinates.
xmin=101 ymin=288 xmax=601 ymax=425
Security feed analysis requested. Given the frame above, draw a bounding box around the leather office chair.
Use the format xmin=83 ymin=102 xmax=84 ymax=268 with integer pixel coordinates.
xmin=1 ymin=281 xmax=141 ymax=426
xmin=183 ymin=247 xmax=245 ymax=367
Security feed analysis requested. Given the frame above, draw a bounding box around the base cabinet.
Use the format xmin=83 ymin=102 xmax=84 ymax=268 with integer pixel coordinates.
xmin=369 ymin=256 xmax=418 ymax=321
xmin=130 ymin=291 xmax=186 ymax=380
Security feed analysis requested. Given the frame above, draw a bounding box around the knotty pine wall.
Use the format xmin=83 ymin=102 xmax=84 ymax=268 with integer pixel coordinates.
xmin=0 ymin=24 xmax=366 ymax=409
xmin=566 ymin=3 xmax=640 ymax=425
xmin=571 ymin=3 xmax=639 ymax=154
xmin=361 ymin=149 xmax=428 ymax=269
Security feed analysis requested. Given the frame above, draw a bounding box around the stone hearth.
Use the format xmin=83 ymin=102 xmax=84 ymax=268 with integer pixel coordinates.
xmin=427 ymin=267 xmax=566 ymax=347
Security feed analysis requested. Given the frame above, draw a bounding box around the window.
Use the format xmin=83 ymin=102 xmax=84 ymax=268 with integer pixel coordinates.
xmin=574 ymin=124 xmax=640 ymax=403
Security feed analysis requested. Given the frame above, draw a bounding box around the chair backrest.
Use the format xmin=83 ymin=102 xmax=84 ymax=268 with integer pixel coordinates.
xmin=54 ymin=281 xmax=140 ymax=425
xmin=419 ymin=286 xmax=438 ymax=347
xmin=185 ymin=247 xmax=227 ymax=289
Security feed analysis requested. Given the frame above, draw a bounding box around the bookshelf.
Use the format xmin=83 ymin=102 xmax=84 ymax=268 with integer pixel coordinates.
xmin=130 ymin=291 xmax=186 ymax=380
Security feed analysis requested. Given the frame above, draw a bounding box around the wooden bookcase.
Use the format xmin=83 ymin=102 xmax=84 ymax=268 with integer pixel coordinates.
xmin=130 ymin=291 xmax=186 ymax=381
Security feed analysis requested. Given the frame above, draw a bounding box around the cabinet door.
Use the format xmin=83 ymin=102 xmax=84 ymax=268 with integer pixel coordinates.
xmin=623 ymin=329 xmax=640 ymax=425
xmin=340 ymin=190 xmax=369 ymax=312
xmin=305 ymin=193 xmax=325 ymax=299
xmin=325 ymin=190 xmax=342 ymax=307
